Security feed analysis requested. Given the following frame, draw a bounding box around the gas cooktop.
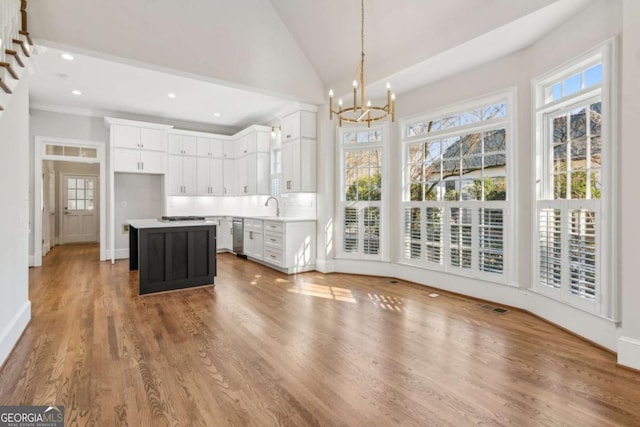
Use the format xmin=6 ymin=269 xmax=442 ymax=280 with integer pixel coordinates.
xmin=160 ymin=216 xmax=206 ymax=222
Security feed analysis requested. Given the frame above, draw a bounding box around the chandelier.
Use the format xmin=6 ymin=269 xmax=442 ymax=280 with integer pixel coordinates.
xmin=329 ymin=0 xmax=395 ymax=127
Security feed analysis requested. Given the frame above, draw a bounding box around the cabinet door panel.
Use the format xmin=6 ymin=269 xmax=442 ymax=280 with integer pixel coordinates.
xmin=140 ymin=128 xmax=166 ymax=151
xmin=139 ymin=150 xmax=166 ymax=174
xmin=223 ymin=158 xmax=235 ymax=196
xmin=197 ymin=157 xmax=211 ymax=195
xmin=182 ymin=136 xmax=197 ymax=156
xmin=113 ymin=125 xmax=140 ymax=149
xmin=236 ymin=156 xmax=248 ymax=195
xmin=114 ymin=148 xmax=140 ymax=173
xmin=168 ymin=134 xmax=184 ymax=155
xmin=210 ymin=158 xmax=224 ymax=195
xmin=183 ymin=156 xmax=197 ymax=195
xmin=168 ymin=155 xmax=184 ymax=195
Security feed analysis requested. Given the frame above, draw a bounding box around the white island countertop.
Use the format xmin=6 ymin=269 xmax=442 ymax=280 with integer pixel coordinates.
xmin=239 ymin=216 xmax=315 ymax=223
xmin=127 ymin=219 xmax=219 ymax=229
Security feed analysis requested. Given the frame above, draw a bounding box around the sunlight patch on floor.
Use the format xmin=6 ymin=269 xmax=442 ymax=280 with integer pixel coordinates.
xmin=368 ymin=293 xmax=403 ymax=312
xmin=288 ymin=283 xmax=357 ymax=303
xmin=250 ymin=274 xmax=263 ymax=286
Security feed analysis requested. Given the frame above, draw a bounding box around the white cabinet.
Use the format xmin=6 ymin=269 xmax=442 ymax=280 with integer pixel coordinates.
xmin=233 ymin=128 xmax=270 ymax=196
xmin=168 ymin=134 xmax=197 ymax=156
xmin=263 ymin=220 xmax=316 ymax=273
xmin=114 ymin=149 xmax=166 ymax=174
xmin=111 ymin=124 xmax=168 ymax=174
xmin=280 ymin=110 xmax=316 ymax=142
xmin=244 ymin=219 xmax=264 ymax=260
xmin=279 ymin=109 xmax=317 ymax=193
xmin=197 ymin=157 xmax=223 ymax=195
xmin=217 ymin=217 xmax=233 ymax=251
xmin=168 ymin=155 xmax=197 ymax=195
xmin=223 ymin=158 xmax=236 ymax=196
xmin=197 ymin=137 xmax=224 ymax=158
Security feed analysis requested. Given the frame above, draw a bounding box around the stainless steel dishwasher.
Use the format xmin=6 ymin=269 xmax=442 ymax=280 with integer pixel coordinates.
xmin=232 ymin=217 xmax=244 ymax=256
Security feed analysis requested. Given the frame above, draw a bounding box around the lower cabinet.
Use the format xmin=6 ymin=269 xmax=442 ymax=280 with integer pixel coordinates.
xmin=263 ymin=220 xmax=316 ymax=273
xmin=244 ymin=219 xmax=264 ymax=260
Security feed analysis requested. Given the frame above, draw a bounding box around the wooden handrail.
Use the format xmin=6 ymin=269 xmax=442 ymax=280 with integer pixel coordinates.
xmin=5 ymin=50 xmax=24 ymax=67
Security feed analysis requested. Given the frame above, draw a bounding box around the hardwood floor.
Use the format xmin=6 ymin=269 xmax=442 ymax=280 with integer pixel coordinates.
xmin=1 ymin=244 xmax=639 ymax=426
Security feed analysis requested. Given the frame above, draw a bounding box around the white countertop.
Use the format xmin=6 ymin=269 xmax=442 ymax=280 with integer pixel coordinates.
xmin=238 ymin=216 xmax=315 ymax=223
xmin=128 ymin=219 xmax=218 ymax=229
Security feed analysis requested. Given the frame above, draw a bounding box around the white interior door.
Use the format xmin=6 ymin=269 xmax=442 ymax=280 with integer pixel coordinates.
xmin=61 ymin=174 xmax=99 ymax=244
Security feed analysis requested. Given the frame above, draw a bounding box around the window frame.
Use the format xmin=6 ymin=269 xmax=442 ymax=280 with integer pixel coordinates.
xmin=399 ymin=90 xmax=516 ymax=285
xmin=531 ymin=39 xmax=618 ymax=320
xmin=336 ymin=124 xmax=389 ymax=260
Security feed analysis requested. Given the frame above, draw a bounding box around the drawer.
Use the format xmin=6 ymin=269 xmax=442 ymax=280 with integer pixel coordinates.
xmin=264 ymin=232 xmax=283 ymax=249
xmin=263 ymin=221 xmax=284 ymax=233
xmin=263 ymin=248 xmax=284 ymax=267
xmin=245 ymin=219 xmax=263 ymax=230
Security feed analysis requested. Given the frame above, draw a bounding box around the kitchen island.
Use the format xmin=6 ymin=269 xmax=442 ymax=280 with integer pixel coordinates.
xmin=128 ymin=219 xmax=217 ymax=295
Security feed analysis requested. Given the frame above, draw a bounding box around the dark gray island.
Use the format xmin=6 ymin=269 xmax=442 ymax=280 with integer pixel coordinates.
xmin=128 ymin=219 xmax=217 ymax=295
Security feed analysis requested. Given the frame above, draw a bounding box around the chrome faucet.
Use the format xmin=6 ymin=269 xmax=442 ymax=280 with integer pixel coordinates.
xmin=265 ymin=196 xmax=280 ymax=217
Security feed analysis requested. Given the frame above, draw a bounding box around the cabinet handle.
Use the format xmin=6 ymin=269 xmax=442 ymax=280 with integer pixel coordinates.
xmin=249 ymin=231 xmax=253 ymax=239
xmin=137 ymin=161 xmax=140 ymax=170
xmin=224 ymin=187 xmax=227 ymax=194
xmin=244 ymin=150 xmax=247 ymax=154
xmin=287 ymin=180 xmax=291 ymax=190
xmin=244 ymin=185 xmax=247 ymax=193
xmin=270 ymin=255 xmax=276 ymax=259
xmin=270 ymin=238 xmax=276 ymax=242
xmin=286 ymin=134 xmax=291 ymax=139
xmin=140 ymin=144 xmax=144 ymax=148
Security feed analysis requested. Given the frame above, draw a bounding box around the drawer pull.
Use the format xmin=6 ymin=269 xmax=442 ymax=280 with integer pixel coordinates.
xmin=270 ymin=238 xmax=276 ymax=242
xmin=270 ymin=255 xmax=276 ymax=259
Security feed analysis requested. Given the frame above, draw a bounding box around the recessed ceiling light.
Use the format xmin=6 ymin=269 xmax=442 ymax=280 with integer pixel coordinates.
xmin=72 ymin=90 xmax=82 ymax=96
xmin=168 ymin=93 xmax=176 ymax=99
xmin=214 ymin=112 xmax=221 ymax=117
xmin=61 ymin=53 xmax=75 ymax=61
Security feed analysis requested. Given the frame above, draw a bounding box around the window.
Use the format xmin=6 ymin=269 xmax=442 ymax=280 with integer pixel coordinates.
xmin=533 ymin=41 xmax=615 ymax=318
xmin=338 ymin=127 xmax=385 ymax=259
xmin=66 ymin=177 xmax=95 ymax=211
xmin=400 ymin=93 xmax=512 ymax=282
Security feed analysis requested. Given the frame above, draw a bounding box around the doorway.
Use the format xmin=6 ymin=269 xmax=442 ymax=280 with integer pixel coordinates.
xmin=33 ymin=137 xmax=107 ymax=267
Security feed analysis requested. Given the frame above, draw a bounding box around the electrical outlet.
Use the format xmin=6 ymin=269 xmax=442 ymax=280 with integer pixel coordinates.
xmin=123 ymin=224 xmax=129 ymax=233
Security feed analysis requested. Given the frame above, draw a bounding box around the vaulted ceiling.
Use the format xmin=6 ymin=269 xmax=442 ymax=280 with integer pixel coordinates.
xmin=27 ymin=0 xmax=597 ymax=128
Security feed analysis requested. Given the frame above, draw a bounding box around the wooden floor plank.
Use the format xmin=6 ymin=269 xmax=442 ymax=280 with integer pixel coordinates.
xmin=0 ymin=244 xmax=639 ymax=426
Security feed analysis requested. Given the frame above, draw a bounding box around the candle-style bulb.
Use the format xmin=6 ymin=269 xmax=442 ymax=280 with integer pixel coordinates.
xmin=386 ymin=82 xmax=391 ymax=90
xmin=391 ymin=93 xmax=396 ymax=101
xmin=353 ymin=80 xmax=358 ymax=88
xmin=329 ymin=89 xmax=334 ymax=97
xmin=367 ymin=100 xmax=372 ymax=107
xmin=338 ymin=99 xmax=343 ymax=106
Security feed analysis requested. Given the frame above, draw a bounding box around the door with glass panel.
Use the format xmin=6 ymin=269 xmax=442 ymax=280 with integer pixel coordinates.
xmin=61 ymin=174 xmax=98 ymax=244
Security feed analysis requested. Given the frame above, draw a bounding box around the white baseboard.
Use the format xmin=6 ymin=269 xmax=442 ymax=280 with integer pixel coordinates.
xmin=315 ymin=258 xmax=336 ymax=273
xmin=105 ymin=248 xmax=129 ymax=260
xmin=618 ymin=337 xmax=640 ymax=370
xmin=0 ymin=301 xmax=31 ymax=368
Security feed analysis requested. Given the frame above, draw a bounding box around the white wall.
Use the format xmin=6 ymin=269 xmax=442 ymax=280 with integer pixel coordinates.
xmin=318 ymin=0 xmax=624 ymax=351
xmin=0 ymin=77 xmax=31 ymax=367
xmin=113 ymin=173 xmax=164 ymax=257
xmin=618 ymin=0 xmax=640 ymax=370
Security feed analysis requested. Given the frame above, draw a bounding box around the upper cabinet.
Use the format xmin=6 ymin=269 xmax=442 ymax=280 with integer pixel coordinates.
xmin=277 ymin=105 xmax=317 ymax=193
xmin=168 ymin=134 xmax=197 ymax=156
xmin=197 ymin=137 xmax=224 ymax=158
xmin=280 ymin=110 xmax=316 ymax=142
xmin=106 ymin=118 xmax=173 ymax=174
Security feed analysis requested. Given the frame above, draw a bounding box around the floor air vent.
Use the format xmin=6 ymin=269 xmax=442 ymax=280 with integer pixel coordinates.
xmin=479 ymin=304 xmax=509 ymax=314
